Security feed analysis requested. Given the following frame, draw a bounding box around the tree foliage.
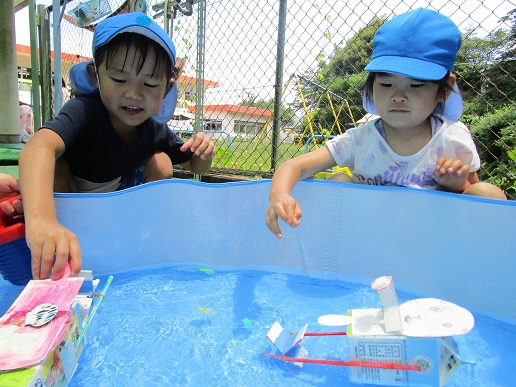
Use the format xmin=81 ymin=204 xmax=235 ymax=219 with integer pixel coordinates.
xmin=295 ymin=16 xmax=386 ymax=135
xmin=456 ymin=22 xmax=515 ymax=116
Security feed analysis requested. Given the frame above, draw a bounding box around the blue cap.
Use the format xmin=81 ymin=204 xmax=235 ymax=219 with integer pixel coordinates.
xmin=365 ymin=8 xmax=461 ymax=80
xmin=69 ymin=12 xmax=177 ymax=123
xmin=363 ymin=8 xmax=464 ymax=120
xmin=93 ymin=12 xmax=175 ymax=68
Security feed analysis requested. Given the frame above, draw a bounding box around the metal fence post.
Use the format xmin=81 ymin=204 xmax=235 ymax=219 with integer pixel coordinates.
xmin=271 ymin=0 xmax=287 ymax=173
xmin=28 ymin=0 xmax=41 ymax=131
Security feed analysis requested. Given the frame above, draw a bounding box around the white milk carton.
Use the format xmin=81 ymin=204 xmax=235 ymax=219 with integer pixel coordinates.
xmin=347 ymin=308 xmax=462 ymax=386
xmin=347 ymin=276 xmax=472 ymax=386
xmin=265 ymin=275 xmax=474 ymax=387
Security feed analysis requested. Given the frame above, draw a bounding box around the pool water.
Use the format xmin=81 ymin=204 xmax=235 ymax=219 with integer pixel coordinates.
xmin=70 ymin=264 xmax=516 ymax=386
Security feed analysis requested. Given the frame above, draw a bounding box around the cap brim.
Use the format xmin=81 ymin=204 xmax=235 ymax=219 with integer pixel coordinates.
xmin=365 ymin=56 xmax=449 ymax=81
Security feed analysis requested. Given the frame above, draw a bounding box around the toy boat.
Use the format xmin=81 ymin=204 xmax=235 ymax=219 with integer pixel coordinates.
xmin=0 ymin=269 xmax=112 ymax=386
xmin=264 ymin=275 xmax=474 ymax=386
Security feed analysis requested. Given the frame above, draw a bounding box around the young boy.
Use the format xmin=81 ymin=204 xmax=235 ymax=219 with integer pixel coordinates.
xmin=19 ymin=12 xmax=215 ymax=280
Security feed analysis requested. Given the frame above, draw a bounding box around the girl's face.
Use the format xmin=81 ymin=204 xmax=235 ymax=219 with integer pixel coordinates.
xmin=93 ymin=44 xmax=168 ymax=136
xmin=372 ymin=73 xmax=442 ymax=130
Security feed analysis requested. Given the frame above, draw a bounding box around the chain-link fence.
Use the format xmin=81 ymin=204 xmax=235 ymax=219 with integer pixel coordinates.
xmin=46 ymin=0 xmax=515 ymax=197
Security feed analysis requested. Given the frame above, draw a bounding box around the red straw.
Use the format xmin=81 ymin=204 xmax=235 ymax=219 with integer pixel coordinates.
xmin=263 ymin=353 xmax=421 ymax=371
xmin=302 ymin=331 xmax=347 ymax=336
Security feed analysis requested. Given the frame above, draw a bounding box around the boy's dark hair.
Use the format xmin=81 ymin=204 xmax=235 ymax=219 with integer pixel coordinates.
xmin=363 ymin=72 xmax=455 ymax=116
xmin=94 ymin=32 xmax=173 ymax=89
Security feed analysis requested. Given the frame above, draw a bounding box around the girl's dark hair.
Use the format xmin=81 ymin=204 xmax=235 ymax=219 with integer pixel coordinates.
xmin=94 ymin=33 xmax=172 ymax=87
xmin=363 ymin=72 xmax=455 ymax=115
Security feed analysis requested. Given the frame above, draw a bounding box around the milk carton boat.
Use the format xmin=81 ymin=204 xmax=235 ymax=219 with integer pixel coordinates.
xmin=0 ymin=269 xmax=112 ymax=386
xmin=265 ymin=275 xmax=474 ymax=386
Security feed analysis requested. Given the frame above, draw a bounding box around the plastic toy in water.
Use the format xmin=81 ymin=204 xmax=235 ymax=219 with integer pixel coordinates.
xmin=198 ymin=307 xmax=217 ymax=316
xmin=264 ymin=275 xmax=474 ymax=387
xmin=0 ymin=268 xmax=113 ymax=386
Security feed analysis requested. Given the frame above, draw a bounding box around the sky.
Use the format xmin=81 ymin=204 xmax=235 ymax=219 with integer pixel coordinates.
xmin=14 ymin=0 xmax=515 ymax=106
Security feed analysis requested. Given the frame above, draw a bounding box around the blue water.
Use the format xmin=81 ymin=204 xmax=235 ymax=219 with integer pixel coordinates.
xmin=43 ymin=265 xmax=516 ymax=385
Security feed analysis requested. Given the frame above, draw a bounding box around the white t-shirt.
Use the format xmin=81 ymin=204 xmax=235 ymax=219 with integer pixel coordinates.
xmin=325 ymin=116 xmax=481 ymax=190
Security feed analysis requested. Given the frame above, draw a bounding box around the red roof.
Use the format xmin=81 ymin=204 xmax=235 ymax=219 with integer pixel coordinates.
xmin=17 ymin=45 xmax=216 ymax=87
xmin=16 ymin=44 xmax=92 ymax=63
xmin=178 ymin=74 xmax=219 ymax=88
xmin=189 ymin=104 xmax=272 ymax=117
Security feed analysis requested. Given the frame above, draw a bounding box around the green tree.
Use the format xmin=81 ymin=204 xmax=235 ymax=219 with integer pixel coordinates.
xmin=470 ymin=105 xmax=516 ymax=199
xmin=295 ymin=16 xmax=386 ymax=135
xmin=322 ymin=16 xmax=385 ymax=78
xmin=455 ymin=11 xmax=516 ymax=117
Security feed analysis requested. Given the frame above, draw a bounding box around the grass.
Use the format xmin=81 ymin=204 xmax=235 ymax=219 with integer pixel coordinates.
xmin=0 ymin=138 xmax=323 ymax=180
xmin=211 ymin=137 xmax=323 ymax=174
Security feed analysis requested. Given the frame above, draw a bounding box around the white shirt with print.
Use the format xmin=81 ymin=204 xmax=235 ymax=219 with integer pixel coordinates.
xmin=325 ymin=116 xmax=481 ymax=190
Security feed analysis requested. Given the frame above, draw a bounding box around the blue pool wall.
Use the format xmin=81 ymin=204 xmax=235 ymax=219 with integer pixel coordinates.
xmin=2 ymin=179 xmax=515 ymax=323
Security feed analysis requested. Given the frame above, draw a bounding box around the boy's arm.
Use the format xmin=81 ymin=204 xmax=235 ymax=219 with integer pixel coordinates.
xmin=19 ymin=130 xmax=82 ymax=280
xmin=266 ymin=146 xmax=336 ymax=238
xmin=179 ymin=132 xmax=215 ymax=174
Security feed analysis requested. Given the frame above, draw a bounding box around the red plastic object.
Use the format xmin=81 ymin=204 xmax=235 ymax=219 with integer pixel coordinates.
xmin=263 ymin=352 xmax=421 ymax=371
xmin=0 ymin=193 xmax=25 ymax=244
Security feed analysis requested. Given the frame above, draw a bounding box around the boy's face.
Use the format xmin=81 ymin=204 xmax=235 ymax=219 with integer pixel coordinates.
xmin=372 ymin=73 xmax=441 ymax=130
xmin=93 ymin=44 xmax=168 ymax=135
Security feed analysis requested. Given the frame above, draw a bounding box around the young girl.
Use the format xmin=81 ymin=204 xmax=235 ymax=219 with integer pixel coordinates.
xmin=266 ymin=8 xmax=506 ymax=239
xmin=19 ymin=12 xmax=216 ymax=280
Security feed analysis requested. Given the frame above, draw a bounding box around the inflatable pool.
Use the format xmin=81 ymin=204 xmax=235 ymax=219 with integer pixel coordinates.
xmin=47 ymin=179 xmax=516 ymax=322
xmin=0 ymin=179 xmax=514 ymax=385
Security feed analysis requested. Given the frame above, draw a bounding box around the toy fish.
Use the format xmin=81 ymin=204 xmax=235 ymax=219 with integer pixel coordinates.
xmin=198 ymin=307 xmax=217 ymax=316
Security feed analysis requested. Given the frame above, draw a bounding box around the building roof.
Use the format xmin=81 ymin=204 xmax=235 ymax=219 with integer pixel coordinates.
xmin=189 ymin=104 xmax=272 ymax=117
xmin=16 ymin=45 xmax=217 ymax=88
xmin=179 ymin=74 xmax=219 ymax=88
xmin=16 ymin=44 xmax=91 ymax=64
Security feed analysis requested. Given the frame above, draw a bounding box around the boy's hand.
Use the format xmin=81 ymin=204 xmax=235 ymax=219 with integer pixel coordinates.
xmin=266 ymin=193 xmax=303 ymax=239
xmin=433 ymin=156 xmax=470 ymax=193
xmin=0 ymin=174 xmax=23 ymax=216
xmin=26 ymin=219 xmax=82 ymax=280
xmin=180 ymin=132 xmax=216 ymax=160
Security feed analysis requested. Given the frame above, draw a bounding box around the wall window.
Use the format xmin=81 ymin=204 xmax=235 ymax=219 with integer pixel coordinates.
xmin=204 ymin=120 xmax=222 ymax=131
xmin=234 ymin=120 xmax=262 ymax=135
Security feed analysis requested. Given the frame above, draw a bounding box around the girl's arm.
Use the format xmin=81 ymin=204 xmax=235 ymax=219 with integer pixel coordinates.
xmin=0 ymin=173 xmax=23 ymax=216
xmin=19 ymin=130 xmax=82 ymax=280
xmin=266 ymin=146 xmax=336 ymax=238
xmin=433 ymin=157 xmax=506 ymax=199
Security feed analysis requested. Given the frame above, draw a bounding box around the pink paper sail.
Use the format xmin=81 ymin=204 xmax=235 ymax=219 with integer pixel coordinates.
xmin=0 ymin=276 xmax=84 ymax=371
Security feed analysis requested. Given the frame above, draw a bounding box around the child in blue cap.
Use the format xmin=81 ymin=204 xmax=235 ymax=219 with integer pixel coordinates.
xmin=266 ymin=8 xmax=506 ymax=239
xmin=18 ymin=12 xmax=215 ymax=280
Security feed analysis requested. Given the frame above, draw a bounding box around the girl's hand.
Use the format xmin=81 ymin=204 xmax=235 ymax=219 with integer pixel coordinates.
xmin=180 ymin=132 xmax=216 ymax=160
xmin=0 ymin=174 xmax=23 ymax=216
xmin=25 ymin=218 xmax=82 ymax=280
xmin=266 ymin=193 xmax=303 ymax=239
xmin=433 ymin=156 xmax=470 ymax=193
